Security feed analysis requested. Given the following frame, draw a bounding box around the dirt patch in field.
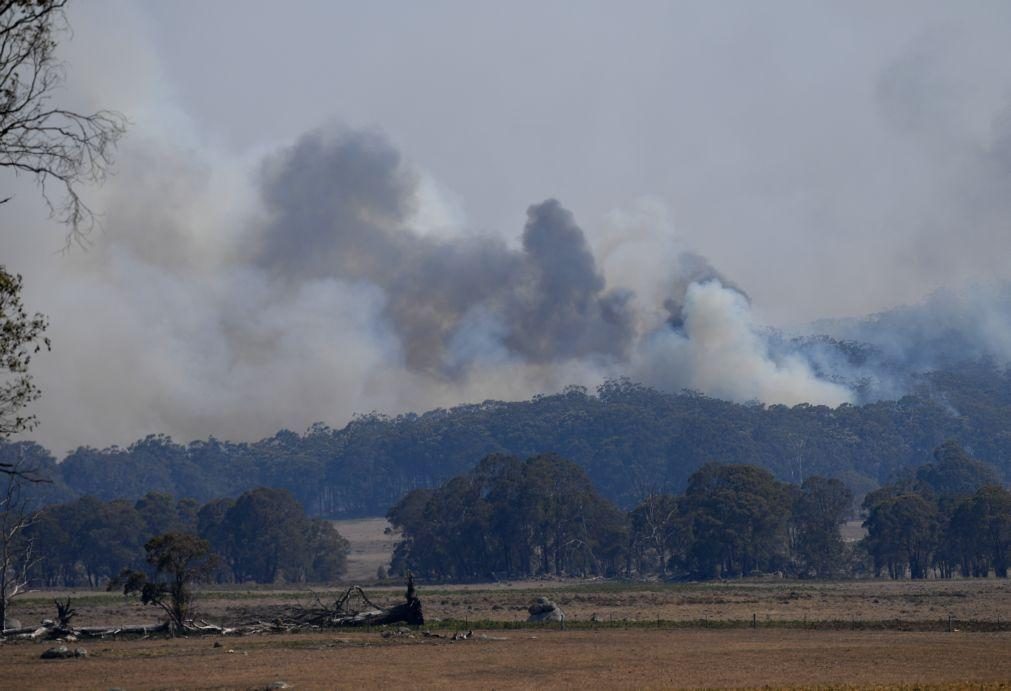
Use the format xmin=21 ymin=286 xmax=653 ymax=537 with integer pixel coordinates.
xmin=1 ymin=629 xmax=1010 ymax=689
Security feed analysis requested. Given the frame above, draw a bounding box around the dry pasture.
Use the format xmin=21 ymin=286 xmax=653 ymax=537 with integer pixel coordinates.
xmin=2 ymin=628 xmax=1011 ymax=689
xmin=5 ymin=519 xmax=1011 ymax=688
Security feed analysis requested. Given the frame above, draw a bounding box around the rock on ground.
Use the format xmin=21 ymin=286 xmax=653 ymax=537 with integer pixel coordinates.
xmin=40 ymin=646 xmax=88 ymax=660
xmin=527 ymin=597 xmax=565 ymax=623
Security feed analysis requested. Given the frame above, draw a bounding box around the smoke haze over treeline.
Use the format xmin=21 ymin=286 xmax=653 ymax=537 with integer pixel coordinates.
xmin=3 ymin=1 xmax=1011 ymax=453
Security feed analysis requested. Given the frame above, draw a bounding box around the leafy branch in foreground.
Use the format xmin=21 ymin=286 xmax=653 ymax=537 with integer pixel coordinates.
xmin=0 ymin=267 xmax=49 ymax=458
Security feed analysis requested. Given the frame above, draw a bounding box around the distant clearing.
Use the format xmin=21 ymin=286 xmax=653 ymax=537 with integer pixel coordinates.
xmin=332 ymin=517 xmax=396 ymax=582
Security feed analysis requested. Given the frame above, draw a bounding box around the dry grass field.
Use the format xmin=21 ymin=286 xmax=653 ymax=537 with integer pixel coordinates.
xmin=8 ymin=578 xmax=1010 ymax=634
xmin=4 ymin=520 xmax=1011 ymax=688
xmin=2 ymin=628 xmax=1011 ymax=689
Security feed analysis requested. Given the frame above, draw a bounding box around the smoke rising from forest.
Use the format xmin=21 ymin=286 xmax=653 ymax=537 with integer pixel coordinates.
xmin=4 ymin=123 xmax=859 ymax=452
xmin=5 ymin=1 xmax=1011 ymax=453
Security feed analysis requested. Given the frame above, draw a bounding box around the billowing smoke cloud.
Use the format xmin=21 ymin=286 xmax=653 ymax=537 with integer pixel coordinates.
xmin=15 ymin=1 xmax=1011 ymax=453
xmin=663 ymin=252 xmax=749 ymax=333
xmin=254 ymin=131 xmax=634 ymax=374
xmin=635 ymin=280 xmax=853 ymax=407
xmin=3 ymin=121 xmax=855 ymax=452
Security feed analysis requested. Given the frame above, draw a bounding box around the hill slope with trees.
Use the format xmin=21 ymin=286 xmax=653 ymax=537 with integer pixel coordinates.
xmin=3 ymin=361 xmax=1010 ymax=518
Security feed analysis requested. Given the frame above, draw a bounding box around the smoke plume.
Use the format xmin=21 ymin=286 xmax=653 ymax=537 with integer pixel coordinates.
xmin=254 ymin=132 xmax=635 ymax=374
xmin=7 ymin=1 xmax=1011 ymax=452
xmin=2 ymin=121 xmax=859 ymax=452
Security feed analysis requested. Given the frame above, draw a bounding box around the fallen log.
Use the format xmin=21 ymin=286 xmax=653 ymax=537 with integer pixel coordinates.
xmin=1 ymin=626 xmax=37 ymax=637
xmin=11 ymin=626 xmax=49 ymax=641
xmin=3 ymin=578 xmax=424 ymax=641
xmin=331 ymin=599 xmax=424 ymax=627
xmin=289 ymin=577 xmax=424 ymax=628
xmin=74 ymin=622 xmax=170 ymax=637
xmin=3 ymin=621 xmax=170 ymax=640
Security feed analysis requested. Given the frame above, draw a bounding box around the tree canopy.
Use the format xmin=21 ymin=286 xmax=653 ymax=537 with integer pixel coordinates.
xmin=6 ymin=362 xmax=1010 ymax=518
xmin=862 ymin=443 xmax=1009 ymax=579
xmin=25 ymin=488 xmax=349 ymax=587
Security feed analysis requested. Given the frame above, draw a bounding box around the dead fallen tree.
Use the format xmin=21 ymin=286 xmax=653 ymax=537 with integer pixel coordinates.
xmin=287 ymin=576 xmax=424 ymax=628
xmin=3 ymin=618 xmax=170 ymax=640
xmin=2 ymin=577 xmax=424 ymax=640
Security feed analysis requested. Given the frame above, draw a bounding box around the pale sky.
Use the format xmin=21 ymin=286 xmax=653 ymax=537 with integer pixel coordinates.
xmin=131 ymin=1 xmax=1011 ymax=322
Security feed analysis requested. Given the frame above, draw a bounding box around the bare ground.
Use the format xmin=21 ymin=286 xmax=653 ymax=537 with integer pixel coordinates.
xmin=2 ymin=629 xmax=1010 ymax=689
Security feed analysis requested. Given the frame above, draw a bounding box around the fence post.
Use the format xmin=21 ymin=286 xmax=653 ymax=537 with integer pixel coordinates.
xmin=752 ymin=613 xmax=756 ymax=629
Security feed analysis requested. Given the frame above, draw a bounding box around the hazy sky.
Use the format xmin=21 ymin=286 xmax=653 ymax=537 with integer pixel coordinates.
xmin=137 ymin=0 xmax=1011 ymax=321
xmin=4 ymin=1 xmax=1011 ymax=451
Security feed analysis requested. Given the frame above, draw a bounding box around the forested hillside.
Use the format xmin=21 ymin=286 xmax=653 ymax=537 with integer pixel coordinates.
xmin=4 ymin=361 xmax=1010 ymax=518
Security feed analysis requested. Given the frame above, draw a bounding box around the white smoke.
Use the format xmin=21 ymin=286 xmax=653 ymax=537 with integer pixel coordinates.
xmin=633 ymin=281 xmax=853 ymax=407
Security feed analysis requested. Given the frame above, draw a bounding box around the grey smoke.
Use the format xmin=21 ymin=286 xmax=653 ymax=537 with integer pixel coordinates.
xmin=807 ymin=283 xmax=1011 ymax=373
xmin=664 ymin=252 xmax=749 ymax=333
xmin=4 ymin=122 xmax=856 ymax=454
xmin=256 ymin=130 xmax=635 ymax=375
xmin=7 ymin=1 xmax=1011 ymax=453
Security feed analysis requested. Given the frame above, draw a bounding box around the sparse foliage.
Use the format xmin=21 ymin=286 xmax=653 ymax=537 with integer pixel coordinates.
xmin=0 ymin=461 xmax=39 ymax=629
xmin=0 ymin=267 xmax=49 ymax=455
xmin=117 ymin=532 xmax=218 ymax=632
xmin=0 ymin=0 xmax=126 ymax=241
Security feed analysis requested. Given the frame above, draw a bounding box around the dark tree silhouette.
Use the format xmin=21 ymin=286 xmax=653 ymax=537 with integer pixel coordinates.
xmin=117 ymin=532 xmax=218 ymax=632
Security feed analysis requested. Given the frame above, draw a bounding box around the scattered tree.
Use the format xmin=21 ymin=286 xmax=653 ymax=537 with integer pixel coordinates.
xmin=792 ymin=476 xmax=853 ymax=578
xmin=0 ymin=461 xmax=38 ymax=629
xmin=681 ymin=463 xmax=791 ymax=578
xmin=198 ymin=487 xmax=349 ymax=584
xmin=118 ymin=532 xmax=218 ymax=632
xmin=629 ymin=491 xmax=683 ymax=577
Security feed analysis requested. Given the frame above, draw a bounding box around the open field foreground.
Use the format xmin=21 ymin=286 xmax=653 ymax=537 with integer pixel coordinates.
xmin=2 ymin=629 xmax=1011 ymax=689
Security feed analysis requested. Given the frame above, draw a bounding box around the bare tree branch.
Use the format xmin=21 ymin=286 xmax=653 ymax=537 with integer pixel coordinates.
xmin=0 ymin=460 xmax=41 ymax=629
xmin=0 ymin=0 xmax=126 ymax=245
